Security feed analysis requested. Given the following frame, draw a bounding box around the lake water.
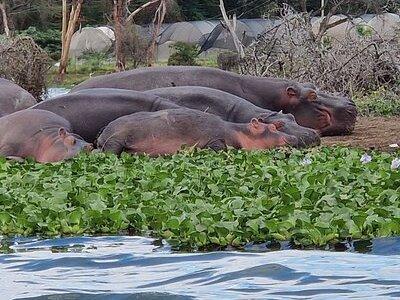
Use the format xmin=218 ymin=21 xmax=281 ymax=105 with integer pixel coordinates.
xmin=44 ymin=87 xmax=70 ymax=99
xmin=1 ymin=236 xmax=400 ymax=299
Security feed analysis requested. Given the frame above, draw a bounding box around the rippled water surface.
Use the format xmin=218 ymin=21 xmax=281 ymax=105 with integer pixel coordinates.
xmin=1 ymin=236 xmax=400 ymax=299
xmin=45 ymin=87 xmax=70 ymax=99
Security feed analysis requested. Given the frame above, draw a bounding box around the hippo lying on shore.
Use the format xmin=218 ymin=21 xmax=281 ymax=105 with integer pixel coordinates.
xmin=0 ymin=110 xmax=92 ymax=163
xmin=146 ymin=86 xmax=320 ymax=147
xmin=0 ymin=78 xmax=37 ymax=117
xmin=97 ymin=108 xmax=298 ymax=156
xmin=71 ymin=66 xmax=358 ymax=136
xmin=31 ymin=89 xmax=181 ymax=143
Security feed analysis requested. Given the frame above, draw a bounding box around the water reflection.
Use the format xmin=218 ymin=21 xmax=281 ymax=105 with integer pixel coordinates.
xmin=1 ymin=236 xmax=400 ymax=299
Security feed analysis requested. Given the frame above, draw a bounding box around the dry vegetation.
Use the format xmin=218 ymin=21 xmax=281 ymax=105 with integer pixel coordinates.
xmin=239 ymin=6 xmax=400 ymax=97
xmin=0 ymin=36 xmax=50 ymax=99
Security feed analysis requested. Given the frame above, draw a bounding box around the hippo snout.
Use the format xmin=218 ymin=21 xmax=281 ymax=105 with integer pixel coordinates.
xmin=283 ymin=134 xmax=299 ymax=147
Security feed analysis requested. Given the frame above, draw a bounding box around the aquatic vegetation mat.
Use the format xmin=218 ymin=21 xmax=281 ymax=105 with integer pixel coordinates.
xmin=0 ymin=147 xmax=399 ymax=250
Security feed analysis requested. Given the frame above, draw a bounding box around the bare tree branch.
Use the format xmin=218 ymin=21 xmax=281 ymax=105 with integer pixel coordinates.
xmin=126 ymin=0 xmax=159 ymax=24
xmin=219 ymin=0 xmax=245 ymax=58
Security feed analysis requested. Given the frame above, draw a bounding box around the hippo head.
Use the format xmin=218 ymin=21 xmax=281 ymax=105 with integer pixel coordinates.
xmin=244 ymin=118 xmax=298 ymax=149
xmin=37 ymin=128 xmax=93 ymax=163
xmin=288 ymin=90 xmax=358 ymax=136
xmin=275 ymin=80 xmax=318 ymax=109
xmin=256 ymin=112 xmax=320 ymax=148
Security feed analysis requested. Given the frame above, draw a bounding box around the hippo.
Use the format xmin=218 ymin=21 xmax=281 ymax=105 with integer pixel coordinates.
xmin=31 ymin=89 xmax=181 ymax=143
xmin=96 ymin=108 xmax=298 ymax=156
xmin=146 ymin=86 xmax=320 ymax=147
xmin=70 ymin=66 xmax=358 ymax=136
xmin=0 ymin=110 xmax=92 ymax=163
xmin=0 ymin=78 xmax=37 ymax=116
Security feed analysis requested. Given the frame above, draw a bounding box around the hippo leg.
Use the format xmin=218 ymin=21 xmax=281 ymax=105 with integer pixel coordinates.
xmin=203 ymin=139 xmax=227 ymax=152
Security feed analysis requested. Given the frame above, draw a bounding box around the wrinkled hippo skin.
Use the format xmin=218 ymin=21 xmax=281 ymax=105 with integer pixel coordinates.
xmin=147 ymin=86 xmax=320 ymax=148
xmin=0 ymin=78 xmax=37 ymax=116
xmin=97 ymin=108 xmax=298 ymax=156
xmin=31 ymin=89 xmax=181 ymax=143
xmin=71 ymin=66 xmax=357 ymax=136
xmin=0 ymin=109 xmax=92 ymax=163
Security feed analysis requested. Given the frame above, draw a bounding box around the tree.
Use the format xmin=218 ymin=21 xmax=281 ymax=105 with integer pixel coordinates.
xmin=219 ymin=0 xmax=244 ymax=58
xmin=145 ymin=0 xmax=166 ymax=66
xmin=113 ymin=0 xmax=126 ymax=71
xmin=0 ymin=1 xmax=11 ymax=37
xmin=58 ymin=0 xmax=83 ymax=80
xmin=112 ymin=0 xmax=167 ymax=70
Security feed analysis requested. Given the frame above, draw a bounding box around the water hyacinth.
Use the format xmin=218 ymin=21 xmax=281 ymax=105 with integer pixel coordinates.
xmin=0 ymin=147 xmax=399 ymax=249
xmin=360 ymin=153 xmax=372 ymax=164
xmin=391 ymin=158 xmax=400 ymax=170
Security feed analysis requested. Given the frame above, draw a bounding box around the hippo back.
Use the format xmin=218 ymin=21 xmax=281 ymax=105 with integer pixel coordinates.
xmin=31 ymin=88 xmax=181 ymax=142
xmin=0 ymin=78 xmax=37 ymax=115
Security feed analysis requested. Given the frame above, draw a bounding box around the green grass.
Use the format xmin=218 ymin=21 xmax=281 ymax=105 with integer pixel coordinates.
xmin=354 ymin=88 xmax=400 ymax=117
xmin=0 ymin=147 xmax=399 ymax=250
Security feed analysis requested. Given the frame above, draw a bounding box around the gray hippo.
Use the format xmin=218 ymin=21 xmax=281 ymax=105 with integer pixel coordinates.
xmin=0 ymin=109 xmax=92 ymax=163
xmin=31 ymin=89 xmax=181 ymax=143
xmin=96 ymin=108 xmax=298 ymax=156
xmin=146 ymin=86 xmax=320 ymax=147
xmin=70 ymin=66 xmax=357 ymax=136
xmin=0 ymin=78 xmax=37 ymax=116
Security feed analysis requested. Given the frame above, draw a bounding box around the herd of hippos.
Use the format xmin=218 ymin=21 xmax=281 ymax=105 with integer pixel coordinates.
xmin=0 ymin=66 xmax=358 ymax=163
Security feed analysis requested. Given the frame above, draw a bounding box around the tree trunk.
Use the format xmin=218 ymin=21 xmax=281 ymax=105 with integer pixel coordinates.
xmin=300 ymin=0 xmax=307 ymax=12
xmin=113 ymin=0 xmax=126 ymax=71
xmin=219 ymin=0 xmax=244 ymax=59
xmin=58 ymin=0 xmax=83 ymax=81
xmin=146 ymin=0 xmax=166 ymax=66
xmin=0 ymin=1 xmax=11 ymax=37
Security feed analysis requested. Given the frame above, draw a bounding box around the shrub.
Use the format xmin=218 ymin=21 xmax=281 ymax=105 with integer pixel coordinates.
xmin=355 ymin=87 xmax=400 ymax=116
xmin=239 ymin=7 xmax=400 ymax=97
xmin=123 ymin=24 xmax=150 ymax=68
xmin=18 ymin=26 xmax=61 ymax=60
xmin=217 ymin=51 xmax=239 ymax=72
xmin=0 ymin=36 xmax=50 ymax=99
xmin=168 ymin=42 xmax=199 ymax=66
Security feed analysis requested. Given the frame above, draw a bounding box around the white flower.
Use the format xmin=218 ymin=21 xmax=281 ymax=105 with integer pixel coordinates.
xmin=301 ymin=158 xmax=312 ymax=166
xmin=389 ymin=144 xmax=399 ymax=148
xmin=391 ymin=158 xmax=400 ymax=170
xmin=360 ymin=154 xmax=372 ymax=164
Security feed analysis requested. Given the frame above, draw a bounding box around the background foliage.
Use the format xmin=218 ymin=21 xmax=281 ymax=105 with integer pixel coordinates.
xmin=1 ymin=0 xmax=399 ymax=33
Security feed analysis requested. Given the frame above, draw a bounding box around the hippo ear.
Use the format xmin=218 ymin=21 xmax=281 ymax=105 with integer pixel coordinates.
xmin=250 ymin=118 xmax=260 ymax=128
xmin=307 ymin=91 xmax=318 ymax=102
xmin=286 ymin=87 xmax=298 ymax=97
xmin=58 ymin=127 xmax=67 ymax=138
xmin=250 ymin=118 xmax=265 ymax=134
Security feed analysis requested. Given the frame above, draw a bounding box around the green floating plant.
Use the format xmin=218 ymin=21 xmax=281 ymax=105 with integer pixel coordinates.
xmin=0 ymin=147 xmax=399 ymax=250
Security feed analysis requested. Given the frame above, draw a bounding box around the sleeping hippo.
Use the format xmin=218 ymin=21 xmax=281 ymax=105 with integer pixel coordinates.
xmin=70 ymin=66 xmax=358 ymax=136
xmin=0 ymin=110 xmax=92 ymax=163
xmin=146 ymin=86 xmax=320 ymax=147
xmin=0 ymin=78 xmax=37 ymax=116
xmin=96 ymin=108 xmax=298 ymax=156
xmin=31 ymin=89 xmax=181 ymax=143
